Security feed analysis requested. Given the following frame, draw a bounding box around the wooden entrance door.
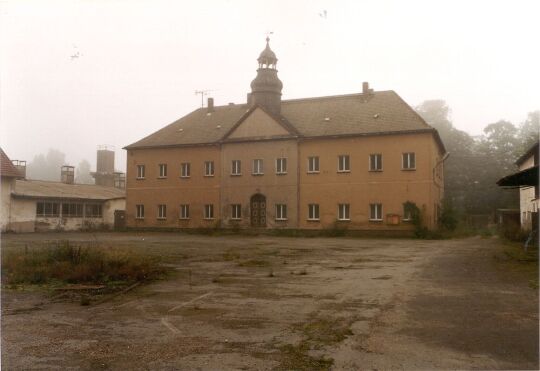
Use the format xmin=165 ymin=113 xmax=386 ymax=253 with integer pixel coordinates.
xmin=114 ymin=210 xmax=126 ymax=230
xmin=250 ymin=194 xmax=267 ymax=227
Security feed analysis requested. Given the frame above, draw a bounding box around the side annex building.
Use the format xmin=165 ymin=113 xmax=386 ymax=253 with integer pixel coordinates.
xmin=124 ymin=39 xmax=446 ymax=232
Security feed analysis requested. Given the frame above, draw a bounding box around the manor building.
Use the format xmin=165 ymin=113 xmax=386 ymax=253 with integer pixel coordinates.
xmin=124 ymin=39 xmax=446 ymax=232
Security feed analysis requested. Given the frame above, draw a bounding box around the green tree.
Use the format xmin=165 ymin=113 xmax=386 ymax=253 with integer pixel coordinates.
xmin=517 ymin=110 xmax=539 ymax=152
xmin=26 ymin=149 xmax=66 ymax=181
xmin=75 ymin=159 xmax=94 ymax=184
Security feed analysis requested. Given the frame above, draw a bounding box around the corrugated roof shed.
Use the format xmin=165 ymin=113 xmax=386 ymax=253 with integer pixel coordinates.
xmin=12 ymin=180 xmax=125 ymax=201
xmin=125 ymin=91 xmax=445 ymax=153
xmin=0 ymin=148 xmax=22 ymax=178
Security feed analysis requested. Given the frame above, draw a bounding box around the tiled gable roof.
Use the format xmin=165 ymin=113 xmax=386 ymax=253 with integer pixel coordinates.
xmin=125 ymin=91 xmax=443 ymax=152
xmin=12 ymin=180 xmax=125 ymax=201
xmin=0 ymin=148 xmax=22 ymax=178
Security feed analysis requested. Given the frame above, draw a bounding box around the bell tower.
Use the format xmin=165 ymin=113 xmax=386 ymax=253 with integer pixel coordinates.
xmin=249 ymin=37 xmax=283 ymax=115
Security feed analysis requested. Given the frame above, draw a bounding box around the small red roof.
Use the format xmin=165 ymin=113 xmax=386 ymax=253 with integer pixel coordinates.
xmin=1 ymin=148 xmax=22 ymax=178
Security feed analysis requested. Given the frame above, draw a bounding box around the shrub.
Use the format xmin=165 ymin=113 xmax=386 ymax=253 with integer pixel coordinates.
xmin=1 ymin=241 xmax=165 ymax=286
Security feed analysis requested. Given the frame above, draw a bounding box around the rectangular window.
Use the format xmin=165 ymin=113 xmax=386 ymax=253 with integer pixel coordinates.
xmin=308 ymin=156 xmax=320 ymax=173
xmin=157 ymin=204 xmax=167 ymax=219
xmin=275 ymin=204 xmax=287 ymax=220
xmin=181 ymin=162 xmax=191 ymax=178
xmin=252 ymin=159 xmax=264 ymax=175
xmin=159 ymin=164 xmax=167 ymax=178
xmin=338 ymin=204 xmax=350 ymax=220
xmin=231 ymin=204 xmax=242 ymax=219
xmin=137 ymin=165 xmax=145 ymax=179
xmin=402 ymin=153 xmax=416 ymax=170
xmin=231 ymin=160 xmax=241 ymax=175
xmin=36 ymin=202 xmax=60 ymax=217
xmin=308 ymin=204 xmax=320 ymax=220
xmin=370 ymin=203 xmax=383 ymax=221
xmin=180 ymin=204 xmax=190 ymax=219
xmin=85 ymin=204 xmax=102 ymax=218
xmin=276 ymin=158 xmax=287 ymax=174
xmin=369 ymin=154 xmax=382 ymax=171
xmin=403 ymin=204 xmax=412 ymax=221
xmin=136 ymin=204 xmax=145 ymax=219
xmin=204 ymin=161 xmax=214 ymax=176
xmin=338 ymin=155 xmax=350 ymax=172
xmin=61 ymin=203 xmax=83 ymax=217
xmin=204 ymin=204 xmax=214 ymax=219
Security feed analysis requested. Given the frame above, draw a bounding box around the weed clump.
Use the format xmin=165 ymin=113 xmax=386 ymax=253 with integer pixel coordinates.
xmin=2 ymin=240 xmax=165 ymax=286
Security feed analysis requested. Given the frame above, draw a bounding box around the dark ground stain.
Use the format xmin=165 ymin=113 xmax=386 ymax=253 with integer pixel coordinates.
xmin=401 ymin=241 xmax=539 ymax=368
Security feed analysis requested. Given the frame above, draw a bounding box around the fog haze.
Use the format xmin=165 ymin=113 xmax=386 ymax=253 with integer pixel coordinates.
xmin=1 ymin=0 xmax=539 ymax=172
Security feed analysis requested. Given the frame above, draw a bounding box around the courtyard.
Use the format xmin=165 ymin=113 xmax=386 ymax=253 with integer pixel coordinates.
xmin=1 ymin=232 xmax=538 ymax=370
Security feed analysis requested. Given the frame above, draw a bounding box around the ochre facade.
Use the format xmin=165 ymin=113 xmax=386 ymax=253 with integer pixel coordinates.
xmin=126 ymin=129 xmax=444 ymax=231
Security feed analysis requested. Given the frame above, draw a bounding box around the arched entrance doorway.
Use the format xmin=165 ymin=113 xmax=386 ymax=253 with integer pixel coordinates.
xmin=250 ymin=194 xmax=267 ymax=227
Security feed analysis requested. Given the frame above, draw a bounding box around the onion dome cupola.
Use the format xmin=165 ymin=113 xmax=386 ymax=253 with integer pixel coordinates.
xmin=249 ymin=37 xmax=283 ymax=115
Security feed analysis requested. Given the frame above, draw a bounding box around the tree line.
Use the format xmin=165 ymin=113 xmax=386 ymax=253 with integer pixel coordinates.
xmin=416 ymin=100 xmax=539 ymax=216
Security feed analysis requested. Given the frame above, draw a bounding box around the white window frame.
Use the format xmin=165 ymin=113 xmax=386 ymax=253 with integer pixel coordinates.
xmin=275 ymin=204 xmax=287 ymax=220
xmin=137 ymin=165 xmax=145 ymax=179
xmin=204 ymin=204 xmax=214 ymax=219
xmin=180 ymin=204 xmax=190 ymax=219
xmin=181 ymin=162 xmax=191 ymax=178
xmin=158 ymin=164 xmax=167 ymax=178
xmin=157 ymin=204 xmax=167 ymax=219
xmin=231 ymin=160 xmax=241 ymax=176
xmin=276 ymin=158 xmax=287 ymax=174
xmin=308 ymin=156 xmax=320 ymax=173
xmin=402 ymin=204 xmax=412 ymax=221
xmin=231 ymin=204 xmax=242 ymax=220
xmin=252 ymin=159 xmax=264 ymax=175
xmin=308 ymin=204 xmax=320 ymax=221
xmin=204 ymin=161 xmax=215 ymax=177
xmin=402 ymin=152 xmax=416 ymax=170
xmin=369 ymin=154 xmax=383 ymax=171
xmin=36 ymin=201 xmax=60 ymax=217
xmin=136 ymin=204 xmax=145 ymax=219
xmin=369 ymin=203 xmax=383 ymax=221
xmin=338 ymin=155 xmax=350 ymax=172
xmin=338 ymin=204 xmax=350 ymax=221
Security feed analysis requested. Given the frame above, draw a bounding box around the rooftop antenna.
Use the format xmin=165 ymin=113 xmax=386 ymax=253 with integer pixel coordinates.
xmin=194 ymin=90 xmax=213 ymax=108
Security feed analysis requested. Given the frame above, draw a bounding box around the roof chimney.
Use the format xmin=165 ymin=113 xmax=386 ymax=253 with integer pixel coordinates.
xmin=363 ymin=82 xmax=373 ymax=94
xmin=61 ymin=165 xmax=75 ymax=184
xmin=207 ymin=97 xmax=214 ymax=112
xmin=12 ymin=160 xmax=26 ymax=179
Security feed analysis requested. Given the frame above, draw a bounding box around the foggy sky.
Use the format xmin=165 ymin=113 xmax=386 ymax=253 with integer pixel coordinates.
xmin=1 ymin=0 xmax=539 ymax=173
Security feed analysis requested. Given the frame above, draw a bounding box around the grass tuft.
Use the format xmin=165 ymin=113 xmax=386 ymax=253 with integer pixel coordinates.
xmin=2 ymin=240 xmax=165 ymax=287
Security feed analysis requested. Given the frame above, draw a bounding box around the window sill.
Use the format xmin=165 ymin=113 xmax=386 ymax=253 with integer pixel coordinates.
xmin=337 ymin=170 xmax=351 ymax=173
xmin=157 ymin=218 xmax=167 ymax=220
xmin=230 ymin=173 xmax=242 ymax=177
xmin=337 ymin=219 xmax=350 ymax=222
xmin=369 ymin=169 xmax=383 ymax=172
xmin=307 ymin=171 xmax=320 ymax=174
xmin=204 ymin=175 xmax=215 ymax=177
xmin=157 ymin=177 xmax=167 ymax=179
xmin=203 ymin=218 xmax=215 ymax=220
xmin=402 ymin=219 xmax=412 ymax=223
xmin=401 ymin=168 xmax=416 ymax=171
xmin=230 ymin=218 xmax=242 ymax=221
xmin=276 ymin=172 xmax=287 ymax=175
xmin=307 ymin=218 xmax=320 ymax=222
xmin=180 ymin=176 xmax=191 ymax=179
xmin=179 ymin=218 xmax=190 ymax=220
xmin=369 ymin=219 xmax=383 ymax=222
xmin=252 ymin=173 xmax=264 ymax=176
xmin=136 ymin=177 xmax=145 ymax=180
xmin=275 ymin=218 xmax=288 ymax=221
